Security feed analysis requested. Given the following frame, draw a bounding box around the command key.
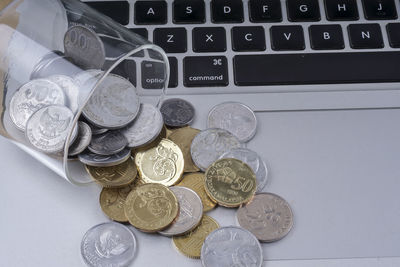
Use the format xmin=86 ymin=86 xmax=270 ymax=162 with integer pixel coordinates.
xmin=183 ymin=56 xmax=228 ymax=87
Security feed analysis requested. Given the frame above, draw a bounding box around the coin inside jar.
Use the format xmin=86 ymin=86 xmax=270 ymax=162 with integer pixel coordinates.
xmin=168 ymin=127 xmax=200 ymax=173
xmin=68 ymin=121 xmax=92 ymax=157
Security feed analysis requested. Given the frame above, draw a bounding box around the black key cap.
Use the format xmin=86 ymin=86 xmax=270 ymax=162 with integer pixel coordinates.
xmin=287 ymin=0 xmax=321 ymax=22
xmin=248 ymin=0 xmax=283 ymax=22
xmin=348 ymin=24 xmax=384 ymax=49
xmin=362 ymin=0 xmax=398 ymax=20
xmin=142 ymin=61 xmax=165 ymax=89
xmin=193 ymin=27 xmax=227 ymax=52
xmin=270 ymin=26 xmax=305 ymax=51
xmin=232 ymin=26 xmax=266 ymax=51
xmin=233 ymin=52 xmax=400 ymax=86
xmin=87 ymin=1 xmax=130 ymax=25
xmin=387 ymin=23 xmax=400 ymax=48
xmin=211 ymin=0 xmax=244 ymax=23
xmin=135 ymin=1 xmax=167 ymax=25
xmin=325 ymin=0 xmax=359 ymax=21
xmin=168 ymin=57 xmax=178 ymax=88
xmin=129 ymin=28 xmax=148 ymax=39
xmin=184 ymin=56 xmax=228 ymax=87
xmin=309 ymin=25 xmax=345 ymax=50
xmin=105 ymin=59 xmax=137 ymax=87
xmin=153 ymin=28 xmax=187 ymax=53
xmin=173 ymin=0 xmax=206 ymax=23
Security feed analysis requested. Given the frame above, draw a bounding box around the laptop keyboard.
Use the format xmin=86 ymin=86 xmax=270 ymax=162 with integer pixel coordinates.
xmin=83 ymin=0 xmax=400 ymax=94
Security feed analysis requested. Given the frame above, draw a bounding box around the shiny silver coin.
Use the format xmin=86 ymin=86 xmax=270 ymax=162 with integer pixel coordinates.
xmin=78 ymin=147 xmax=131 ymax=167
xmin=191 ymin=128 xmax=242 ymax=171
xmin=88 ymin=123 xmax=109 ymax=135
xmin=88 ymin=131 xmax=128 ymax=156
xmin=9 ymin=79 xmax=66 ymax=131
xmin=201 ymin=226 xmax=263 ymax=267
xmin=26 ymin=105 xmax=77 ymax=154
xmin=159 ymin=186 xmax=203 ymax=237
xmin=121 ymin=103 xmax=163 ymax=148
xmin=68 ymin=121 xmax=92 ymax=157
xmin=64 ymin=25 xmax=106 ymax=70
xmin=237 ymin=193 xmax=294 ymax=243
xmin=48 ymin=75 xmax=79 ymax=113
xmin=81 ymin=222 xmax=137 ymax=267
xmin=208 ymin=102 xmax=257 ymax=143
xmin=220 ymin=148 xmax=268 ymax=192
xmin=82 ymin=74 xmax=140 ymax=129
xmin=160 ymin=98 xmax=195 ymax=127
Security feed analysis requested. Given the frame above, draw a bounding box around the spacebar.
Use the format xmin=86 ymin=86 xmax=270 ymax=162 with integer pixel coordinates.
xmin=233 ymin=52 xmax=400 ymax=86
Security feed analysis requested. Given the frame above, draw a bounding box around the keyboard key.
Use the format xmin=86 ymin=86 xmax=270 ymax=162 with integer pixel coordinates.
xmin=135 ymin=1 xmax=167 ymax=25
xmin=270 ymin=26 xmax=305 ymax=51
xmin=232 ymin=26 xmax=266 ymax=51
xmin=362 ymin=0 xmax=398 ymax=20
xmin=173 ymin=0 xmax=206 ymax=23
xmin=153 ymin=28 xmax=187 ymax=53
xmin=184 ymin=56 xmax=228 ymax=87
xmin=193 ymin=27 xmax=227 ymax=52
xmin=87 ymin=1 xmax=130 ymax=25
xmin=248 ymin=0 xmax=283 ymax=22
xmin=348 ymin=24 xmax=384 ymax=49
xmin=387 ymin=23 xmax=400 ymax=48
xmin=287 ymin=0 xmax=321 ymax=22
xmin=168 ymin=57 xmax=178 ymax=88
xmin=325 ymin=0 xmax=359 ymax=21
xmin=309 ymin=25 xmax=344 ymax=50
xmin=129 ymin=28 xmax=148 ymax=39
xmin=233 ymin=52 xmax=400 ymax=85
xmin=211 ymin=0 xmax=244 ymax=23
xmin=142 ymin=61 xmax=165 ymax=89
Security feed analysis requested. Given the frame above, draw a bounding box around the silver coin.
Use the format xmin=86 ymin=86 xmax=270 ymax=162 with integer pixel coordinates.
xmin=201 ymin=226 xmax=263 ymax=267
xmin=68 ymin=121 xmax=92 ymax=157
xmin=191 ymin=128 xmax=242 ymax=171
xmin=220 ymin=148 xmax=268 ymax=192
xmin=48 ymin=75 xmax=79 ymax=113
xmin=26 ymin=105 xmax=77 ymax=154
xmin=121 ymin=103 xmax=163 ymax=148
xmin=83 ymin=74 xmax=140 ymax=129
xmin=159 ymin=186 xmax=203 ymax=237
xmin=160 ymin=98 xmax=195 ymax=127
xmin=237 ymin=193 xmax=294 ymax=243
xmin=78 ymin=147 xmax=131 ymax=167
xmin=81 ymin=222 xmax=137 ymax=267
xmin=88 ymin=124 xmax=109 ymax=135
xmin=64 ymin=25 xmax=106 ymax=69
xmin=208 ymin=102 xmax=257 ymax=143
xmin=9 ymin=79 xmax=66 ymax=131
xmin=88 ymin=131 xmax=128 ymax=156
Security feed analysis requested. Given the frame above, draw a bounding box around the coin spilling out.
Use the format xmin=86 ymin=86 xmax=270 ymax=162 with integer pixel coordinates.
xmin=78 ymin=148 xmax=131 ymax=167
xmin=237 ymin=193 xmax=294 ymax=242
xmin=201 ymin=226 xmax=263 ymax=267
xmin=69 ymin=121 xmax=92 ymax=157
xmin=160 ymin=98 xmax=195 ymax=127
xmin=88 ymin=131 xmax=128 ymax=156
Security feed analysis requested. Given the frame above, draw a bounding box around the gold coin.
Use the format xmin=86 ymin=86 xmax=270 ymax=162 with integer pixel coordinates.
xmin=172 ymin=215 xmax=219 ymax=259
xmin=168 ymin=127 xmax=200 ymax=173
xmin=135 ymin=138 xmax=184 ymax=186
xmin=165 ymin=126 xmax=174 ymax=138
xmin=204 ymin=158 xmax=257 ymax=208
xmin=124 ymin=183 xmax=179 ymax=232
xmin=85 ymin=157 xmax=137 ymax=188
xmin=178 ymin=173 xmax=216 ymax=212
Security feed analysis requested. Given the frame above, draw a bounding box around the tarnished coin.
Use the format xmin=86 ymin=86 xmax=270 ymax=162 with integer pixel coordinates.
xmin=159 ymin=186 xmax=203 ymax=236
xmin=83 ymin=74 xmax=140 ymax=129
xmin=205 ymin=158 xmax=257 ymax=208
xmin=168 ymin=127 xmax=200 ymax=173
xmin=10 ymin=79 xmax=65 ymax=131
xmin=124 ymin=183 xmax=179 ymax=232
xmin=78 ymin=148 xmax=131 ymax=167
xmin=48 ymin=75 xmax=79 ymax=113
xmin=220 ymin=148 xmax=268 ymax=192
xmin=85 ymin=156 xmax=137 ymax=188
xmin=208 ymin=102 xmax=257 ymax=143
xmin=64 ymin=25 xmax=106 ymax=69
xmin=121 ymin=103 xmax=163 ymax=148
xmin=81 ymin=222 xmax=137 ymax=267
xmin=135 ymin=138 xmax=184 ymax=186
xmin=100 ymin=183 xmax=136 ymax=223
xmin=191 ymin=128 xmax=242 ymax=172
xmin=160 ymin=98 xmax=195 ymax=127
xmin=88 ymin=131 xmax=128 ymax=156
xmin=201 ymin=226 xmax=263 ymax=267
xmin=69 ymin=121 xmax=92 ymax=157
xmin=26 ymin=105 xmax=77 ymax=154
xmin=172 ymin=215 xmax=219 ymax=259
xmin=178 ymin=173 xmax=216 ymax=212
xmin=237 ymin=193 xmax=294 ymax=242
